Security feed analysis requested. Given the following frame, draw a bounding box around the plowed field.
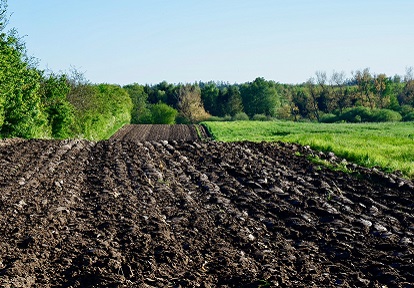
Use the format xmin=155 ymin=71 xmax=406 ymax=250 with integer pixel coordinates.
xmin=111 ymin=124 xmax=207 ymax=142
xmin=0 ymin=125 xmax=413 ymax=287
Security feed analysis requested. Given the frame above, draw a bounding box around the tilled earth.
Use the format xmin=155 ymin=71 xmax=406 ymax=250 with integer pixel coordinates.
xmin=111 ymin=124 xmax=206 ymax=142
xmin=0 ymin=125 xmax=413 ymax=287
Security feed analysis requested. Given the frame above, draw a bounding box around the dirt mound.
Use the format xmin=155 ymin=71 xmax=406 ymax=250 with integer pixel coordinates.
xmin=111 ymin=125 xmax=208 ymax=142
xmin=0 ymin=138 xmax=413 ymax=287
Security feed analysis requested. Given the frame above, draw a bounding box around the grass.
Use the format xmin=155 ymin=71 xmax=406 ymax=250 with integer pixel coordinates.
xmin=202 ymin=121 xmax=414 ymax=179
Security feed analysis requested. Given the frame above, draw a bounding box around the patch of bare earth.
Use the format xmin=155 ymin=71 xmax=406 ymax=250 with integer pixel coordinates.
xmin=0 ymin=126 xmax=413 ymax=287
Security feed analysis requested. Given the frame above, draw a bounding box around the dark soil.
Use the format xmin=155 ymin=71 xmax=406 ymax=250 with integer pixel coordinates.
xmin=0 ymin=125 xmax=413 ymax=287
xmin=111 ymin=124 xmax=206 ymax=142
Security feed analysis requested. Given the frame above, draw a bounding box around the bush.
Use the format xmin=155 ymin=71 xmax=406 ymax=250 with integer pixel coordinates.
xmin=403 ymin=112 xmax=414 ymax=122
xmin=232 ymin=112 xmax=249 ymax=121
xmin=206 ymin=115 xmax=232 ymax=122
xmin=39 ymin=74 xmax=74 ymax=139
xmin=252 ymin=114 xmax=268 ymax=121
xmin=336 ymin=107 xmax=402 ymax=123
xmin=149 ymin=103 xmax=177 ymax=124
xmin=319 ymin=113 xmax=338 ymax=123
xmin=69 ymin=84 xmax=132 ymax=140
xmin=400 ymin=105 xmax=414 ymax=117
xmin=370 ymin=109 xmax=402 ymax=122
xmin=339 ymin=107 xmax=372 ymax=122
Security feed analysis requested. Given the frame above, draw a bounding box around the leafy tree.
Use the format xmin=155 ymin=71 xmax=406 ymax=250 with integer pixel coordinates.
xmin=398 ymin=80 xmax=414 ymax=107
xmin=177 ymin=84 xmax=209 ymax=123
xmin=240 ymin=77 xmax=280 ymax=117
xmin=373 ymin=73 xmax=392 ymax=108
xmin=305 ymin=78 xmax=321 ymax=121
xmin=330 ymin=71 xmax=351 ymax=114
xmin=200 ymin=82 xmax=220 ymax=115
xmin=217 ymin=85 xmax=243 ymax=117
xmin=353 ymin=68 xmax=377 ymax=109
xmin=123 ymin=83 xmax=149 ymax=124
xmin=146 ymin=81 xmax=178 ymax=107
xmin=291 ymin=87 xmax=310 ymax=119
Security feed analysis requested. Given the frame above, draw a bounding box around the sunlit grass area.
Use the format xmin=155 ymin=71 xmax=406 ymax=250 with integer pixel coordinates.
xmin=203 ymin=121 xmax=414 ymax=178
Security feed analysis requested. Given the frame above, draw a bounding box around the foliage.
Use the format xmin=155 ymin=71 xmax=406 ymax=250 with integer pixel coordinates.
xmin=252 ymin=114 xmax=269 ymax=121
xmin=0 ymin=25 xmax=48 ymax=138
xmin=206 ymin=115 xmax=232 ymax=122
xmin=403 ymin=112 xmax=414 ymax=122
xmin=240 ymin=77 xmax=280 ymax=117
xmin=203 ymin=121 xmax=414 ymax=178
xmin=319 ymin=113 xmax=337 ymax=123
xmin=232 ymin=112 xmax=249 ymax=121
xmin=39 ymin=73 xmax=74 ymax=138
xmin=148 ymin=102 xmax=177 ymax=124
xmin=200 ymin=82 xmax=220 ymax=115
xmin=217 ymin=85 xmax=243 ymax=116
xmin=123 ymin=83 xmax=149 ymax=124
xmin=0 ymin=2 xmax=77 ymax=139
xmin=67 ymin=82 xmax=132 ymax=140
xmin=324 ymin=107 xmax=403 ymax=123
xmin=177 ymin=84 xmax=210 ymax=123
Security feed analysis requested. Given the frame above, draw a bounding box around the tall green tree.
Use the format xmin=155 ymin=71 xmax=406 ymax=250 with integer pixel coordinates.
xmin=240 ymin=77 xmax=280 ymax=117
xmin=217 ymin=85 xmax=243 ymax=116
xmin=200 ymin=82 xmax=220 ymax=115
xmin=123 ymin=83 xmax=149 ymax=124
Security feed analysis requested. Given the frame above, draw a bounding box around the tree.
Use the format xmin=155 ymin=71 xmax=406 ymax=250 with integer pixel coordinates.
xmin=330 ymin=70 xmax=350 ymax=114
xmin=399 ymin=80 xmax=414 ymax=107
xmin=200 ymin=82 xmax=220 ymax=115
xmin=123 ymin=83 xmax=149 ymax=124
xmin=305 ymin=78 xmax=321 ymax=121
xmin=315 ymin=71 xmax=332 ymax=113
xmin=240 ymin=77 xmax=280 ymax=117
xmin=373 ymin=73 xmax=391 ymax=108
xmin=177 ymin=84 xmax=209 ymax=123
xmin=217 ymin=85 xmax=243 ymax=117
xmin=291 ymin=87 xmax=310 ymax=119
xmin=353 ymin=68 xmax=376 ymax=109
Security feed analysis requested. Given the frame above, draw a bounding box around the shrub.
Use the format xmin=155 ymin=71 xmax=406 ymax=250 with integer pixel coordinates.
xmin=319 ymin=113 xmax=338 ymax=123
xmin=336 ymin=107 xmax=401 ymax=123
xmin=252 ymin=114 xmax=268 ymax=121
xmin=69 ymin=84 xmax=132 ymax=140
xmin=400 ymin=105 xmax=414 ymax=117
xmin=339 ymin=107 xmax=372 ymax=122
xmin=232 ymin=112 xmax=249 ymax=121
xmin=149 ymin=103 xmax=177 ymax=124
xmin=370 ymin=109 xmax=402 ymax=122
xmin=403 ymin=112 xmax=414 ymax=122
xmin=206 ymin=115 xmax=232 ymax=122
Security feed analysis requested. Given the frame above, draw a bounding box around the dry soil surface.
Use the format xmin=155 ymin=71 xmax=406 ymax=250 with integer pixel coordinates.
xmin=0 ymin=125 xmax=413 ymax=287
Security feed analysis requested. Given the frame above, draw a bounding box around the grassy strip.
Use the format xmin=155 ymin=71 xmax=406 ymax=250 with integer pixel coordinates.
xmin=202 ymin=121 xmax=414 ymax=179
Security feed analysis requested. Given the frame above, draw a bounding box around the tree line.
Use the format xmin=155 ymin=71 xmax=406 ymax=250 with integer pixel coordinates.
xmin=126 ymin=70 xmax=414 ymax=125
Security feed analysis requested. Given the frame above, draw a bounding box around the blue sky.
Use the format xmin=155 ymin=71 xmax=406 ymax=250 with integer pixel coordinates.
xmin=7 ymin=0 xmax=414 ymax=85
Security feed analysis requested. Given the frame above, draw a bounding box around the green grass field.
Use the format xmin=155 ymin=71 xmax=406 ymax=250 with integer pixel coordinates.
xmin=202 ymin=121 xmax=414 ymax=179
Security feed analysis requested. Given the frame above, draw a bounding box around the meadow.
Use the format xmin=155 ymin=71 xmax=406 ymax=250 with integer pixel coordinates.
xmin=203 ymin=121 xmax=414 ymax=179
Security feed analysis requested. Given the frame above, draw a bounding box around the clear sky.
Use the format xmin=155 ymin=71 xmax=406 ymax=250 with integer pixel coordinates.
xmin=6 ymin=0 xmax=414 ymax=85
